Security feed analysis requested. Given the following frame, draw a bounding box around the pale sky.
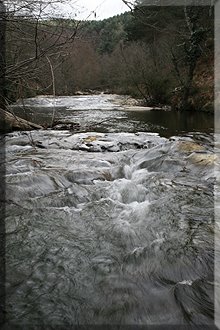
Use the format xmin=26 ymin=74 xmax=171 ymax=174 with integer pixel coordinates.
xmin=55 ymin=0 xmax=133 ymax=21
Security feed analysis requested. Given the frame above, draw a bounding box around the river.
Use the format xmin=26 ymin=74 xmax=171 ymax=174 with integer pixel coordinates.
xmin=4 ymin=94 xmax=218 ymax=327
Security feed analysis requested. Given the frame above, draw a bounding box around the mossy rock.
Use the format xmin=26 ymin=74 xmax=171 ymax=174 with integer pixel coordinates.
xmin=187 ymin=153 xmax=217 ymax=165
xmin=177 ymin=141 xmax=205 ymax=153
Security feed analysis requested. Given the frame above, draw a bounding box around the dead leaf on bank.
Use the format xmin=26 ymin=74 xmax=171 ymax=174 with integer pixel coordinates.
xmin=83 ymin=136 xmax=97 ymax=143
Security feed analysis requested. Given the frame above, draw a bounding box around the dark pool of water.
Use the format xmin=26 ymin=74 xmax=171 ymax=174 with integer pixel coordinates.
xmin=9 ymin=94 xmax=214 ymax=137
xmin=126 ymin=109 xmax=214 ymax=137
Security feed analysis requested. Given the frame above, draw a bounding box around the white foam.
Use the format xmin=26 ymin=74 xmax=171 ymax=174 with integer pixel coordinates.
xmin=178 ymin=280 xmax=193 ymax=286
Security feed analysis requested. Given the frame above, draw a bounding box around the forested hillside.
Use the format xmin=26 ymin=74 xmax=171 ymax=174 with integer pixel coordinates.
xmin=5 ymin=4 xmax=214 ymax=111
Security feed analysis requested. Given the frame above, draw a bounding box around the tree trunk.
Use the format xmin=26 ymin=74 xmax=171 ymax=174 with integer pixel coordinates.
xmin=0 ymin=108 xmax=43 ymax=133
xmin=179 ymin=60 xmax=197 ymax=111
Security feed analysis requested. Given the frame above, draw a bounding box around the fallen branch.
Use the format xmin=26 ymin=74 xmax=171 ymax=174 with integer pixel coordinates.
xmin=0 ymin=108 xmax=43 ymax=133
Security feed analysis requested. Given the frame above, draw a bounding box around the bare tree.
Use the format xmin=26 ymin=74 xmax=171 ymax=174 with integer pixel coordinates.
xmin=171 ymin=6 xmax=213 ymax=110
xmin=0 ymin=0 xmax=81 ymax=130
xmin=0 ymin=1 xmax=6 ymax=109
xmin=4 ymin=0 xmax=79 ymax=104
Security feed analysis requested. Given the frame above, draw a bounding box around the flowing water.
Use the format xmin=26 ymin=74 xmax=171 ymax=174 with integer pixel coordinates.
xmin=4 ymin=94 xmax=218 ymax=328
xmin=10 ymin=94 xmax=214 ymax=136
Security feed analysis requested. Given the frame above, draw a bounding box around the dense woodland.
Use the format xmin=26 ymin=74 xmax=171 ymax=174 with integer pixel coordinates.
xmin=3 ymin=1 xmax=214 ymax=112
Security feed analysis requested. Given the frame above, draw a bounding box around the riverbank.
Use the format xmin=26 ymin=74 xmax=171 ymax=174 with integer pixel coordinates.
xmin=72 ymin=89 xmax=214 ymax=113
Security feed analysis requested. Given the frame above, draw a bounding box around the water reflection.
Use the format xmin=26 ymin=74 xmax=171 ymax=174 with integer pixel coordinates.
xmin=9 ymin=95 xmax=214 ymax=137
xmin=127 ymin=110 xmax=214 ymax=137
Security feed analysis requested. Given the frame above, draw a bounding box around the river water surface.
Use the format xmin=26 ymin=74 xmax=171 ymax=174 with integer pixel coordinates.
xmin=5 ymin=94 xmax=218 ymax=327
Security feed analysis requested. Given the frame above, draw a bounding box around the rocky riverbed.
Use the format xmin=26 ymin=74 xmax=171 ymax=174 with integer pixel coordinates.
xmin=3 ymin=94 xmax=218 ymax=327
